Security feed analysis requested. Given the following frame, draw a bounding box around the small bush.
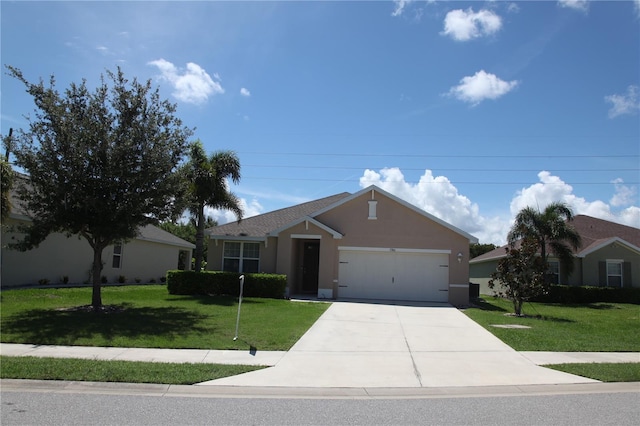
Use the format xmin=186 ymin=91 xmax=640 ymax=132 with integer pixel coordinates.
xmin=532 ymin=285 xmax=640 ymax=304
xmin=38 ymin=278 xmax=50 ymax=285
xmin=134 ymin=277 xmax=141 ymax=284
xmin=166 ymin=270 xmax=287 ymax=299
xmin=117 ymin=275 xmax=126 ymax=284
xmin=101 ymin=276 xmax=108 ymax=284
xmin=61 ymin=276 xmax=69 ymax=284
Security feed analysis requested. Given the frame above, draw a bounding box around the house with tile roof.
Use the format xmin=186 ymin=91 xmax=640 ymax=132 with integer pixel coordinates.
xmin=1 ymin=181 xmax=195 ymax=287
xmin=206 ymin=185 xmax=479 ymax=305
xmin=470 ymin=215 xmax=640 ymax=294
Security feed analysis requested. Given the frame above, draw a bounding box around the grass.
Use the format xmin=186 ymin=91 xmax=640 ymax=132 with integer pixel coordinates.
xmin=0 ymin=285 xmax=330 ymax=351
xmin=0 ymin=355 xmax=263 ymax=385
xmin=546 ymin=363 xmax=640 ymax=382
xmin=463 ymin=296 xmax=640 ymax=352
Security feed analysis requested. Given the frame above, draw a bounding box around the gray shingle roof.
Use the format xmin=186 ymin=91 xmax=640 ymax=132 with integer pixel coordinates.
xmin=470 ymin=215 xmax=640 ymax=263
xmin=137 ymin=224 xmax=195 ymax=249
xmin=207 ymin=192 xmax=351 ymax=238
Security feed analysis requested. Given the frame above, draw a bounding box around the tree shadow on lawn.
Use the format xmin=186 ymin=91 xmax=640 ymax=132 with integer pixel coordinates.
xmin=1 ymin=304 xmax=211 ymax=346
xmin=471 ymin=299 xmax=508 ymax=312
xmin=165 ymin=295 xmax=267 ymax=306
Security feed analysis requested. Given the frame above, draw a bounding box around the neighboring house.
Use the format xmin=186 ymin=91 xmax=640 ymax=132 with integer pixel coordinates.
xmin=1 ymin=187 xmax=194 ymax=287
xmin=206 ymin=185 xmax=478 ymax=305
xmin=470 ymin=215 xmax=640 ymax=294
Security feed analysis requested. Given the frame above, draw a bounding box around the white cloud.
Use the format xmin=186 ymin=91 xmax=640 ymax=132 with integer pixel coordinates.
xmin=441 ymin=8 xmax=502 ymax=41
xmin=205 ymin=197 xmax=264 ymax=225
xmin=610 ymin=178 xmax=637 ymax=207
xmin=148 ymin=58 xmax=224 ymax=105
xmin=635 ymin=0 xmax=640 ymax=18
xmin=358 ymin=168 xmax=640 ymax=245
xmin=558 ymin=0 xmax=590 ymax=13
xmin=510 ymin=171 xmax=640 ymax=229
xmin=240 ymin=87 xmax=251 ymax=97
xmin=391 ymin=0 xmax=412 ymax=17
xmin=447 ymin=70 xmax=518 ymax=106
xmin=605 ymin=85 xmax=640 ymax=118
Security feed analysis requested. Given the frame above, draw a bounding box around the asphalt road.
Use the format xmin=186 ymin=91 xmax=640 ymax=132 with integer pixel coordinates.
xmin=2 ymin=386 xmax=639 ymax=425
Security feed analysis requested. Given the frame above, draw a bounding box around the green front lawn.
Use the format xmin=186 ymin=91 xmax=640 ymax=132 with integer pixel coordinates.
xmin=547 ymin=363 xmax=640 ymax=382
xmin=464 ymin=297 xmax=640 ymax=352
xmin=0 ymin=355 xmax=263 ymax=385
xmin=0 ymin=285 xmax=329 ymax=351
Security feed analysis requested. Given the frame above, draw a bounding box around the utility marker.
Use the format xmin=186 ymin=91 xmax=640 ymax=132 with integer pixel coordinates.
xmin=233 ymin=275 xmax=245 ymax=341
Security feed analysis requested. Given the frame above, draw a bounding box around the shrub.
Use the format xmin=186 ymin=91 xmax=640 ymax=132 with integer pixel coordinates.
xmin=38 ymin=278 xmax=50 ymax=285
xmin=61 ymin=276 xmax=69 ymax=284
xmin=166 ymin=270 xmax=287 ymax=299
xmin=532 ymin=285 xmax=640 ymax=304
xmin=117 ymin=275 xmax=126 ymax=284
xmin=101 ymin=276 xmax=108 ymax=284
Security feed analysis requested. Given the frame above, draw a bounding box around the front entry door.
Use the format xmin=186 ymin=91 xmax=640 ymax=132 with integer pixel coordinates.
xmin=302 ymin=241 xmax=320 ymax=293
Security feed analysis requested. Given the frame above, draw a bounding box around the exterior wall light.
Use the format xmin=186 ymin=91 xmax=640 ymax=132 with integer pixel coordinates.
xmin=457 ymin=252 xmax=463 ymax=263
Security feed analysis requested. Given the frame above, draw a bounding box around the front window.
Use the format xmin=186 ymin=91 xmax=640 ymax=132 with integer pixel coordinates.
xmin=112 ymin=244 xmax=123 ymax=269
xmin=223 ymin=242 xmax=260 ymax=273
xmin=607 ymin=261 xmax=623 ymax=287
xmin=547 ymin=261 xmax=559 ymax=284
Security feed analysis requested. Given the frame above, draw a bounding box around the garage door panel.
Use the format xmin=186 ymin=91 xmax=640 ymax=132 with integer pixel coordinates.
xmin=338 ymin=250 xmax=449 ymax=302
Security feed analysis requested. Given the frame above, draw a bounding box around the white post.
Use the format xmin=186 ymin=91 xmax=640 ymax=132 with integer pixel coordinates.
xmin=233 ymin=275 xmax=245 ymax=341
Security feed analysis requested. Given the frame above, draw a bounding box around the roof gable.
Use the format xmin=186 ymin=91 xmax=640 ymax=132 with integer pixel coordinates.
xmin=311 ymin=185 xmax=478 ymax=243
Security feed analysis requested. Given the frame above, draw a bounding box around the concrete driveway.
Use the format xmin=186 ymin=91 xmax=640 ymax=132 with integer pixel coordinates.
xmin=200 ymin=301 xmax=597 ymax=388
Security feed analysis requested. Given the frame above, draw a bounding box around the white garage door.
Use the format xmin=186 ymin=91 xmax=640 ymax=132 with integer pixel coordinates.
xmin=338 ymin=249 xmax=450 ymax=302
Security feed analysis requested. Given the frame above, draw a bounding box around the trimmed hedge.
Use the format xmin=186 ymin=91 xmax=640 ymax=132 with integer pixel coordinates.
xmin=166 ymin=270 xmax=287 ymax=299
xmin=532 ymin=285 xmax=640 ymax=304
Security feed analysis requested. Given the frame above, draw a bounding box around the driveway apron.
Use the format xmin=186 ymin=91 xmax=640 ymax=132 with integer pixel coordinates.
xmin=199 ymin=301 xmax=597 ymax=388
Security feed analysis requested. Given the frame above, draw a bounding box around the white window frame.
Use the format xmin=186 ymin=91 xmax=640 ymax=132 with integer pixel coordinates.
xmin=547 ymin=260 xmax=560 ymax=284
xmin=606 ymin=259 xmax=623 ymax=287
xmin=112 ymin=244 xmax=123 ymax=269
xmin=222 ymin=241 xmax=260 ymax=273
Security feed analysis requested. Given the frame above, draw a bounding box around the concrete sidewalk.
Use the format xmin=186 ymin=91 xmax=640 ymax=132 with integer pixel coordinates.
xmin=0 ymin=343 xmax=285 ymax=366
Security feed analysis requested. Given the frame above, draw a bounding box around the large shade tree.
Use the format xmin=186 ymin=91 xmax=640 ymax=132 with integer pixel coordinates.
xmin=7 ymin=66 xmax=193 ymax=310
xmin=507 ymin=202 xmax=582 ymax=281
xmin=183 ymin=141 xmax=242 ymax=272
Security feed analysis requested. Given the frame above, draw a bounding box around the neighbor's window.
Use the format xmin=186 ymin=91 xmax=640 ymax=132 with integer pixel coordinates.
xmin=606 ymin=260 xmax=623 ymax=287
xmin=547 ymin=261 xmax=559 ymax=284
xmin=112 ymin=244 xmax=123 ymax=269
xmin=223 ymin=242 xmax=260 ymax=273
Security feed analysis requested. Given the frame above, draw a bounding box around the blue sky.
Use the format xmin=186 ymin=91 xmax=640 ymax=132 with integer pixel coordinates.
xmin=2 ymin=0 xmax=639 ymax=244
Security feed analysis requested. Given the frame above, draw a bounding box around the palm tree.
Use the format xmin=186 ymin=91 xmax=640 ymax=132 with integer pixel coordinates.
xmin=508 ymin=202 xmax=582 ymax=280
xmin=184 ymin=141 xmax=243 ymax=272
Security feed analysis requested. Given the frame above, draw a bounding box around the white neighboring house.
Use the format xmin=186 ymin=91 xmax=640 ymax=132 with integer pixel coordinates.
xmin=1 ymin=190 xmax=194 ymax=287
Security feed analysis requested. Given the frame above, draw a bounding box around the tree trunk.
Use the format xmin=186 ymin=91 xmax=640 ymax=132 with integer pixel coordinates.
xmin=194 ymin=203 xmax=205 ymax=272
xmin=91 ymin=243 xmax=106 ymax=311
xmin=513 ymin=298 xmax=523 ymax=316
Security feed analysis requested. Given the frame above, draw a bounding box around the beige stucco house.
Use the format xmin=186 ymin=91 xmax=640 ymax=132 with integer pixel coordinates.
xmin=206 ymin=185 xmax=478 ymax=305
xmin=1 ymin=215 xmax=194 ymax=288
xmin=470 ymin=215 xmax=640 ymax=294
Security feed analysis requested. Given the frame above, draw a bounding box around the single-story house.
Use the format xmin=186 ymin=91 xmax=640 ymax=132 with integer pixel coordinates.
xmin=1 ymin=187 xmax=195 ymax=287
xmin=470 ymin=215 xmax=640 ymax=294
xmin=206 ymin=185 xmax=478 ymax=305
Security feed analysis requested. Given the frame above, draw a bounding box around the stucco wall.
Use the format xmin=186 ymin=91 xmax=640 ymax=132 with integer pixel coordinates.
xmin=582 ymin=243 xmax=639 ymax=288
xmin=113 ymin=239 xmax=188 ymax=283
xmin=2 ymin=218 xmax=190 ymax=287
xmin=469 ymin=259 xmax=499 ymax=295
